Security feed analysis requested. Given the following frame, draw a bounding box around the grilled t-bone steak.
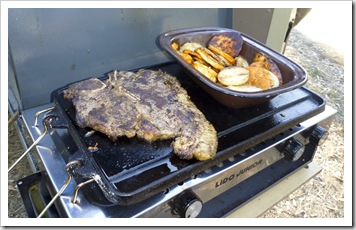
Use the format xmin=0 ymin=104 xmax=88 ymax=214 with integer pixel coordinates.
xmin=63 ymin=69 xmax=218 ymax=161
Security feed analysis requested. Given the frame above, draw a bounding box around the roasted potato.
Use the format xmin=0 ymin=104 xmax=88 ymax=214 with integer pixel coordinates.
xmin=183 ymin=50 xmax=203 ymax=60
xmin=195 ymin=47 xmax=225 ymax=70
xmin=208 ymin=45 xmax=236 ymax=65
xmin=252 ymin=52 xmax=283 ymax=84
xmin=211 ymin=50 xmax=233 ymax=67
xmin=179 ymin=42 xmax=203 ymax=52
xmin=227 ymin=84 xmax=263 ymax=92
xmin=250 ymin=61 xmax=269 ymax=69
xmin=176 ymin=38 xmax=283 ymax=93
xmin=192 ymin=61 xmax=218 ymax=82
xmin=177 ymin=51 xmax=193 ymax=64
xmin=247 ymin=66 xmax=279 ymax=90
xmin=235 ymin=55 xmax=249 ymax=68
xmin=171 ymin=42 xmax=179 ymax=51
xmin=193 ymin=56 xmax=210 ymax=66
xmin=217 ymin=66 xmax=249 ymax=86
xmin=208 ymin=32 xmax=243 ymax=57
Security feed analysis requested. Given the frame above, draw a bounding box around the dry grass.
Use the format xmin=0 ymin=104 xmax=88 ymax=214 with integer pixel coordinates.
xmin=8 ymin=119 xmax=33 ymax=218
xmin=260 ymin=28 xmax=344 ymax=218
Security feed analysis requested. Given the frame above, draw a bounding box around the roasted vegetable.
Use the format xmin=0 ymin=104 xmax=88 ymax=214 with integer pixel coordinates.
xmin=208 ymin=45 xmax=236 ymax=65
xmin=217 ymin=66 xmax=249 ymax=86
xmin=247 ymin=66 xmax=279 ymax=90
xmin=171 ymin=35 xmax=283 ymax=93
xmin=208 ymin=32 xmax=243 ymax=57
xmin=179 ymin=42 xmax=203 ymax=52
xmin=171 ymin=42 xmax=179 ymax=51
xmin=192 ymin=61 xmax=218 ymax=82
xmin=251 ymin=52 xmax=283 ymax=84
xmin=195 ymin=47 xmax=225 ymax=70
xmin=227 ymin=84 xmax=263 ymax=92
xmin=235 ymin=55 xmax=249 ymax=68
xmin=183 ymin=50 xmax=203 ymax=60
xmin=211 ymin=50 xmax=233 ymax=67
xmin=177 ymin=51 xmax=193 ymax=64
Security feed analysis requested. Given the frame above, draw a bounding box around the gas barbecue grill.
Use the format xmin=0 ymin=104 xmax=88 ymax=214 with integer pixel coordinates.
xmin=8 ymin=8 xmax=336 ymax=219
xmin=12 ymin=61 xmax=335 ymax=218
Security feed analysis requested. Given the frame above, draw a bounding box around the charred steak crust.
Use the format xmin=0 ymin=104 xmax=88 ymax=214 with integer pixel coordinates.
xmin=63 ymin=69 xmax=218 ymax=161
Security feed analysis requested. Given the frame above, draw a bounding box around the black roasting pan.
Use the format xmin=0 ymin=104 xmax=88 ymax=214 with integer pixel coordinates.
xmin=159 ymin=27 xmax=308 ymax=109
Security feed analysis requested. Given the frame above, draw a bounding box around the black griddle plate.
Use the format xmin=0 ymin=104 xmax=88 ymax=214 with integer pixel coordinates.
xmin=50 ymin=62 xmax=325 ymax=206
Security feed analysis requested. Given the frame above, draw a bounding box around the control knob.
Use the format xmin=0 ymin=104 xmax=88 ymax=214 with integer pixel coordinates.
xmin=309 ymin=125 xmax=329 ymax=146
xmin=283 ymin=139 xmax=305 ymax=162
xmin=172 ymin=191 xmax=203 ymax=218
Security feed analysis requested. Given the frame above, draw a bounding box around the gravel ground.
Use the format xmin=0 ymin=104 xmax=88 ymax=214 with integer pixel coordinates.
xmin=7 ymin=10 xmax=346 ymax=221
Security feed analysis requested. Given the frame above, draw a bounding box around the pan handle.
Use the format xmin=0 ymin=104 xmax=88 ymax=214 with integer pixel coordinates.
xmin=42 ymin=106 xmax=70 ymax=129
